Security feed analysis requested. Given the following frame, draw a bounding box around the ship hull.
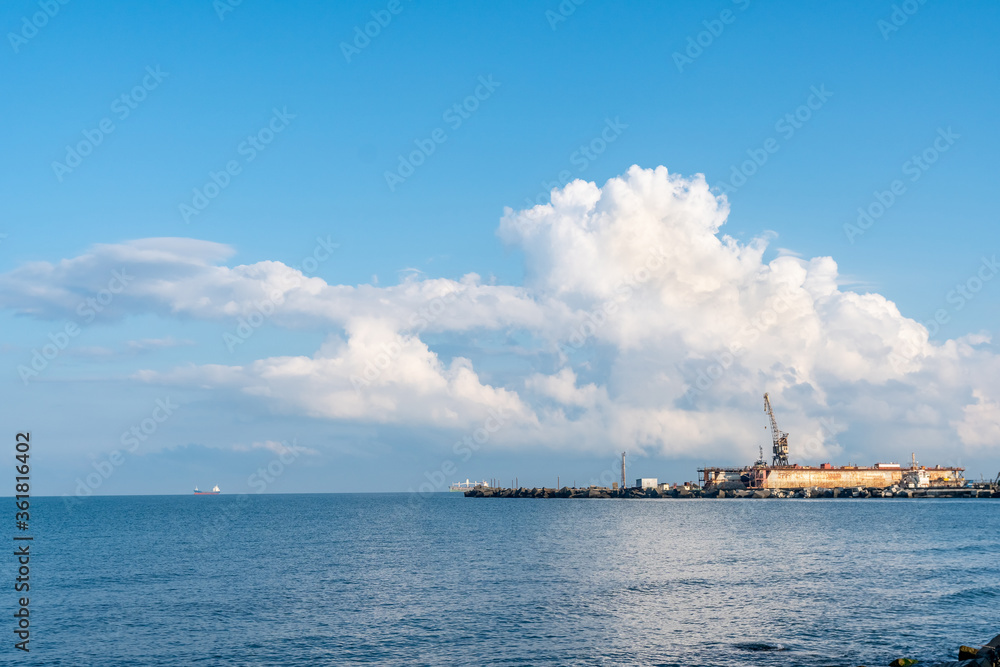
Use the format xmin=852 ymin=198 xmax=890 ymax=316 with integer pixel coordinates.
xmin=701 ymin=465 xmax=964 ymax=490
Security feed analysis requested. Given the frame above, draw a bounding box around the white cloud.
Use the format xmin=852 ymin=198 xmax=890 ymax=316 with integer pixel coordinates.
xmin=232 ymin=440 xmax=319 ymax=457
xmin=4 ymin=165 xmax=999 ymax=464
xmin=126 ymin=337 xmax=195 ymax=351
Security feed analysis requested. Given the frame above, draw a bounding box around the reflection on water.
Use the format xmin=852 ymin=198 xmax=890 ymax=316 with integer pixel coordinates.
xmin=36 ymin=495 xmax=1000 ymax=666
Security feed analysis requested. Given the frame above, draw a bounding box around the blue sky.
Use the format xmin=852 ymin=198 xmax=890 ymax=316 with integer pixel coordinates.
xmin=2 ymin=0 xmax=998 ymax=495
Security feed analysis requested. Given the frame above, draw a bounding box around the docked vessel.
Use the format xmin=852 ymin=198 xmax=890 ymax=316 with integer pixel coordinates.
xmin=193 ymin=485 xmax=221 ymax=495
xmin=449 ymin=479 xmax=489 ymax=492
xmin=699 ymin=394 xmax=964 ymax=490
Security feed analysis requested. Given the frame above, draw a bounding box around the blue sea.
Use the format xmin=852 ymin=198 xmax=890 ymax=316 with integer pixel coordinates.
xmin=17 ymin=494 xmax=1000 ymax=666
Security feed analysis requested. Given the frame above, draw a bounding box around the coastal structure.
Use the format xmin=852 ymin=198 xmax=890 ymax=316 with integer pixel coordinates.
xmin=698 ymin=394 xmax=964 ymax=491
xmin=449 ymin=479 xmax=490 ymax=492
xmin=463 ymin=393 xmax=988 ymax=499
xmin=699 ymin=463 xmax=962 ymax=490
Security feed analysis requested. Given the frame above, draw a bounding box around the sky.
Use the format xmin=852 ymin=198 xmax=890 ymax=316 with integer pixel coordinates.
xmin=1 ymin=0 xmax=998 ymax=496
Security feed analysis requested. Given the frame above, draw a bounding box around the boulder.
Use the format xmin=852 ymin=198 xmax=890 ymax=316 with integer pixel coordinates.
xmin=718 ymin=481 xmax=747 ymax=491
xmin=889 ymin=659 xmax=918 ymax=667
xmin=752 ymin=489 xmax=771 ymax=499
xmin=959 ymin=646 xmax=980 ymax=660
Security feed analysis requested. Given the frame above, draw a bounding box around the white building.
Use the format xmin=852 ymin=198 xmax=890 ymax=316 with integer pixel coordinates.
xmin=637 ymin=478 xmax=658 ymax=489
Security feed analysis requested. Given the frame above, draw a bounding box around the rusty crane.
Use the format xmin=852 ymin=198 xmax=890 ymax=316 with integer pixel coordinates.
xmin=763 ymin=392 xmax=789 ymax=467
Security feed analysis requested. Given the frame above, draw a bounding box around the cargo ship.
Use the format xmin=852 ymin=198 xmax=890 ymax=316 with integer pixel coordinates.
xmin=193 ymin=485 xmax=221 ymax=495
xmin=698 ymin=394 xmax=964 ymax=491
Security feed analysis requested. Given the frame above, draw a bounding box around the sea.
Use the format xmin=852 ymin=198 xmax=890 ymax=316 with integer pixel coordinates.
xmin=17 ymin=494 xmax=1000 ymax=666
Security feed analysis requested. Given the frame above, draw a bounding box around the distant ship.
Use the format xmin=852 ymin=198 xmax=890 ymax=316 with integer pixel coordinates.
xmin=194 ymin=485 xmax=221 ymax=495
xmin=449 ymin=479 xmax=489 ymax=492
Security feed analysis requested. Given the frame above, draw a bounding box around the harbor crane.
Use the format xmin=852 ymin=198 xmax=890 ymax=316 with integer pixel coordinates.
xmin=763 ymin=392 xmax=789 ymax=467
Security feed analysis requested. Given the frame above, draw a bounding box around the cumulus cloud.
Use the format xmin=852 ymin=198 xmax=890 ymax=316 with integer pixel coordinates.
xmin=3 ymin=165 xmax=999 ymax=463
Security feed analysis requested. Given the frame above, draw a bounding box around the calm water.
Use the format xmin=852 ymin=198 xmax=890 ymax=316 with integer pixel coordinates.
xmin=17 ymin=494 xmax=1000 ymax=666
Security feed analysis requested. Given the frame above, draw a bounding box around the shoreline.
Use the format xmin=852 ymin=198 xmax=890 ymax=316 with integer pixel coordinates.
xmin=464 ymin=485 xmax=1000 ymax=500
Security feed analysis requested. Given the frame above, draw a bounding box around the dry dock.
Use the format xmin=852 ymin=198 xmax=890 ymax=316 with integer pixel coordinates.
xmin=463 ymin=484 xmax=999 ymax=499
xmin=699 ymin=463 xmax=964 ymax=490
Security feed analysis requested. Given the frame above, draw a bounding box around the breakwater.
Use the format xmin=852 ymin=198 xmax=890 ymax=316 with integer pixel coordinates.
xmin=464 ymin=484 xmax=1000 ymax=499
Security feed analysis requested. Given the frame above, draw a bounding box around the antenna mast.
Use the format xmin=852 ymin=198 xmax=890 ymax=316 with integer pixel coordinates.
xmin=621 ymin=451 xmax=627 ymax=490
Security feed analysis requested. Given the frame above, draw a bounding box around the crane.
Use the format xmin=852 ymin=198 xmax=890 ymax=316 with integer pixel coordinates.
xmin=763 ymin=392 xmax=789 ymax=467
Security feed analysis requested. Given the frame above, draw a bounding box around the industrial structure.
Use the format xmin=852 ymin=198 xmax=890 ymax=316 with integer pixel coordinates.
xmin=699 ymin=393 xmax=965 ymax=490
xmin=763 ymin=392 xmax=788 ymax=466
xmin=620 ymin=451 xmax=627 ymax=491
